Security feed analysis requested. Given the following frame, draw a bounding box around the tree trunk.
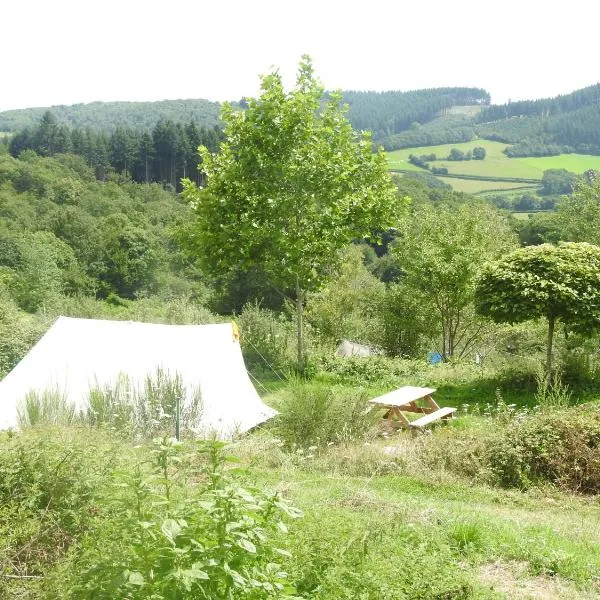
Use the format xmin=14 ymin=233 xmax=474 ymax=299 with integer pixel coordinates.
xmin=546 ymin=314 xmax=555 ymax=388
xmin=295 ymin=276 xmax=305 ymax=374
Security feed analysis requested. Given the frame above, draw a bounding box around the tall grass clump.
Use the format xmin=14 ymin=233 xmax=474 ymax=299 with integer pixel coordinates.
xmin=238 ymin=302 xmax=298 ymax=377
xmin=87 ymin=374 xmax=134 ymax=430
xmin=86 ymin=369 xmax=203 ymax=438
xmin=534 ymin=367 xmax=572 ymax=408
xmin=18 ymin=389 xmax=76 ymax=427
xmin=273 ymin=381 xmax=376 ymax=448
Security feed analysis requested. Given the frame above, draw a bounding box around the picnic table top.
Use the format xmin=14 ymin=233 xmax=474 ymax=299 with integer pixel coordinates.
xmin=369 ymin=385 xmax=437 ymax=407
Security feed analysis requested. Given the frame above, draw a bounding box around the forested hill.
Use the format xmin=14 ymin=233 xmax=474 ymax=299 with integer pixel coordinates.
xmin=379 ymin=83 xmax=600 ymax=155
xmin=338 ymin=87 xmax=490 ymax=139
xmin=0 ymin=88 xmax=489 ymax=137
xmin=0 ymin=99 xmax=222 ymax=133
xmin=4 ymin=82 xmax=600 ymax=157
xmin=475 ymin=83 xmax=600 ymax=156
xmin=477 ymin=83 xmax=600 ymax=122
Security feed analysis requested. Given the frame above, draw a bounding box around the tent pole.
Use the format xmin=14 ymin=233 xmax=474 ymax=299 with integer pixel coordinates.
xmin=175 ymin=394 xmax=180 ymax=441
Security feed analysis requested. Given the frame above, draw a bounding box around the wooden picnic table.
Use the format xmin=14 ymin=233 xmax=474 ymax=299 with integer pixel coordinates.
xmin=369 ymin=385 xmax=455 ymax=429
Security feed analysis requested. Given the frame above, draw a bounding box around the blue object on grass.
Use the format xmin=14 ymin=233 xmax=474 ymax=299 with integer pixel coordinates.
xmin=428 ymin=351 xmax=443 ymax=365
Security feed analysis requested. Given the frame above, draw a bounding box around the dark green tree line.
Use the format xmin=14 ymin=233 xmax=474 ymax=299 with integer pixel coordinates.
xmin=9 ymin=112 xmax=222 ymax=187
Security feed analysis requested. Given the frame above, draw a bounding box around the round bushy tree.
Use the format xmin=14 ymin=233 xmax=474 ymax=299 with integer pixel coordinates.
xmin=475 ymin=242 xmax=600 ymax=385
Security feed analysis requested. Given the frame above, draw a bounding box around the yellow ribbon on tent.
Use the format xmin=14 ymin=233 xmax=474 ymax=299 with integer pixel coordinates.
xmin=231 ymin=321 xmax=240 ymax=343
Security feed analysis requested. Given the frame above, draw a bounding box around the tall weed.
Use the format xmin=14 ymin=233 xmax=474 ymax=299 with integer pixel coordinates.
xmin=18 ymin=389 xmax=76 ymax=427
xmin=273 ymin=381 xmax=376 ymax=448
xmin=45 ymin=437 xmax=300 ymax=599
xmin=535 ymin=368 xmax=572 ymax=408
xmin=85 ymin=369 xmax=203 ymax=438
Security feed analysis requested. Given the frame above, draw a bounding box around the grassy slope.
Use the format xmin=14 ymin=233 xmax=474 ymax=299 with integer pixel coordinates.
xmin=244 ymin=432 xmax=600 ymax=599
xmin=386 ymin=140 xmax=600 ymax=194
xmin=448 ymin=179 xmax=538 ymax=194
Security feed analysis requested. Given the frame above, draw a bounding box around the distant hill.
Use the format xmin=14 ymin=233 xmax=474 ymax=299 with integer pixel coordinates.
xmin=339 ymin=87 xmax=490 ymax=139
xmin=0 ymin=88 xmax=490 ymax=138
xmin=0 ymin=99 xmax=222 ymax=133
xmin=3 ymin=82 xmax=600 ymax=157
xmin=377 ymin=83 xmax=600 ymax=155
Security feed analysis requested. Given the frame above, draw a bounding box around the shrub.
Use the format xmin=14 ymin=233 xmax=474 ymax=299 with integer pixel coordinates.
xmin=315 ymin=353 xmax=420 ymax=386
xmin=273 ymin=381 xmax=376 ymax=448
xmin=0 ymin=429 xmax=120 ymax=595
xmin=485 ymin=406 xmax=600 ymax=492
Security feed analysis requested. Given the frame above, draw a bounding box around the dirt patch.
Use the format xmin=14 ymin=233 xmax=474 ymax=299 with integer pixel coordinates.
xmin=478 ymin=560 xmax=596 ymax=599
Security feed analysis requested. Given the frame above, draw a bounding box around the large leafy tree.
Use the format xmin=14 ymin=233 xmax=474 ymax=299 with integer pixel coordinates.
xmin=182 ymin=56 xmax=402 ymax=369
xmin=556 ymin=175 xmax=600 ymax=244
xmin=475 ymin=242 xmax=600 ymax=385
xmin=393 ymin=201 xmax=517 ymax=360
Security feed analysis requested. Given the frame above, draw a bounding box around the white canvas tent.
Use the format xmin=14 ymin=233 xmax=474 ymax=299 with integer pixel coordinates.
xmin=0 ymin=316 xmax=277 ymax=438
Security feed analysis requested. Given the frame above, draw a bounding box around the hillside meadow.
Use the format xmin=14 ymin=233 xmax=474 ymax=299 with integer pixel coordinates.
xmin=386 ymin=140 xmax=600 ymax=194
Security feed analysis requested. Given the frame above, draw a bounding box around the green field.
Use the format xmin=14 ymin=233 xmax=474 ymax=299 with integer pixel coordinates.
xmin=520 ymin=154 xmax=600 ymax=172
xmin=387 ymin=140 xmax=600 ymax=194
xmin=446 ymin=179 xmax=539 ymax=195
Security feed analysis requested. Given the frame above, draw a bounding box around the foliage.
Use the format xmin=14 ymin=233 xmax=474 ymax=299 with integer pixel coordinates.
xmin=484 ymin=406 xmax=600 ymax=492
xmin=475 ymin=242 xmax=600 ymax=383
xmin=0 ymin=99 xmax=221 ymax=133
xmin=9 ymin=111 xmax=222 ymax=189
xmin=272 ymin=381 xmax=376 ymax=448
xmin=48 ymin=437 xmax=300 ymax=599
xmin=373 ymin=283 xmax=432 ymax=357
xmin=540 ymin=168 xmax=577 ymax=195
xmin=237 ymin=303 xmax=298 ymax=377
xmin=556 ymin=175 xmax=600 ymax=245
xmin=306 ymin=245 xmax=385 ymax=346
xmin=0 ymin=291 xmax=48 ymax=378
xmin=342 ymin=87 xmax=488 ymax=141
xmin=0 ymin=429 xmax=120 ymax=596
xmin=314 ymin=353 xmax=421 ymax=385
xmin=182 ymin=56 xmax=403 ymax=368
xmin=394 ymin=201 xmax=517 ymax=359
xmin=0 ymin=150 xmax=203 ymax=305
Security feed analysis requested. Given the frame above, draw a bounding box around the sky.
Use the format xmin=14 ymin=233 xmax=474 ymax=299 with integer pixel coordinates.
xmin=3 ymin=0 xmax=599 ymax=112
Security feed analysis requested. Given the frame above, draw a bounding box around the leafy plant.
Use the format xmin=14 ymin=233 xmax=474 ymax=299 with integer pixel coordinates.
xmin=52 ymin=437 xmax=301 ymax=599
xmin=485 ymin=407 xmax=600 ymax=492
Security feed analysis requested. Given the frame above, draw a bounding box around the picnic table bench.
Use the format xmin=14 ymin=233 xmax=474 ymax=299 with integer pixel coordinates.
xmin=369 ymin=385 xmax=456 ymax=430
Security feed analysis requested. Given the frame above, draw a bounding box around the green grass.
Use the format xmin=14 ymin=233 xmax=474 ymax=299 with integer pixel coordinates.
xmin=520 ymin=154 xmax=600 ymax=172
xmin=387 ymin=141 xmax=600 ymax=195
xmin=243 ymin=435 xmax=600 ymax=598
xmin=444 ymin=179 xmax=539 ymax=194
